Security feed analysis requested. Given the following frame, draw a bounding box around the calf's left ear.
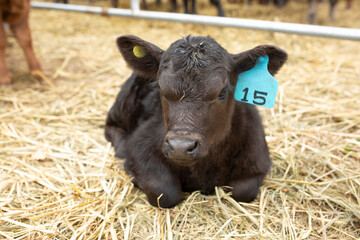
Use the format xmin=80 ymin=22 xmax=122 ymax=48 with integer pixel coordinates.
xmin=117 ymin=35 xmax=164 ymax=80
xmin=232 ymin=45 xmax=288 ymax=76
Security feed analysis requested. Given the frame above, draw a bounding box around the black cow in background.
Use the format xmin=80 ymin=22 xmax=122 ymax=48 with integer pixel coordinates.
xmin=53 ymin=0 xmax=221 ymax=14
xmin=105 ymin=35 xmax=287 ymax=208
xmin=111 ymin=0 xmax=224 ymax=15
xmin=171 ymin=0 xmax=225 ymax=16
xmin=248 ymin=0 xmax=288 ymax=8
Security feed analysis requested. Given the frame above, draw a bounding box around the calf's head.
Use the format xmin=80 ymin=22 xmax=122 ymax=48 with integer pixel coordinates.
xmin=117 ymin=35 xmax=287 ymax=166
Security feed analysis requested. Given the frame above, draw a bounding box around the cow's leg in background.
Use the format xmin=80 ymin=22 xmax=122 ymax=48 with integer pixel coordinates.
xmin=346 ymin=0 xmax=353 ymax=9
xmin=142 ymin=0 xmax=148 ymax=10
xmin=10 ymin=12 xmax=42 ymax=76
xmin=307 ymin=0 xmax=317 ymax=23
xmin=170 ymin=0 xmax=177 ymax=11
xmin=329 ymin=0 xmax=338 ymax=22
xmin=111 ymin=0 xmax=118 ymax=8
xmin=274 ymin=0 xmax=287 ymax=8
xmin=210 ymin=0 xmax=224 ymax=16
xmin=0 ymin=18 xmax=11 ymax=85
xmin=170 ymin=0 xmax=178 ymax=12
xmin=182 ymin=0 xmax=197 ymax=14
xmin=191 ymin=0 xmax=197 ymax=14
xmin=183 ymin=0 xmax=190 ymax=13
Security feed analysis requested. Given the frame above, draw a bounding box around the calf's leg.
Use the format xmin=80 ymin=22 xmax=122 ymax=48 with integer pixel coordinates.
xmin=229 ymin=174 xmax=266 ymax=202
xmin=105 ymin=125 xmax=127 ymax=159
xmin=130 ymin=159 xmax=182 ymax=208
xmin=0 ymin=22 xmax=11 ymax=85
xmin=10 ymin=14 xmax=42 ymax=74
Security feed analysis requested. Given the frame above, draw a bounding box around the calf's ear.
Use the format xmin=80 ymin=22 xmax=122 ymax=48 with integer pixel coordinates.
xmin=232 ymin=45 xmax=288 ymax=76
xmin=117 ymin=35 xmax=164 ymax=80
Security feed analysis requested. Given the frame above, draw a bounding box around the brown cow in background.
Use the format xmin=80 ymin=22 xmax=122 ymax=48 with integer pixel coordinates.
xmin=0 ymin=0 xmax=42 ymax=85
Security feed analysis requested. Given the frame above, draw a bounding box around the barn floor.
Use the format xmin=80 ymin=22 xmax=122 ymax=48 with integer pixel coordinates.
xmin=0 ymin=0 xmax=359 ymax=239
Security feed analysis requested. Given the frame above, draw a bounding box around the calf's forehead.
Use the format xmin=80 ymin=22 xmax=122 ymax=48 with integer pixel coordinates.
xmin=160 ymin=36 xmax=232 ymax=73
xmin=158 ymin=36 xmax=232 ymax=96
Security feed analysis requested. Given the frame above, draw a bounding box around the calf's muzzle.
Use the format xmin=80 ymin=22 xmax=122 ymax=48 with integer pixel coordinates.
xmin=163 ymin=131 xmax=206 ymax=164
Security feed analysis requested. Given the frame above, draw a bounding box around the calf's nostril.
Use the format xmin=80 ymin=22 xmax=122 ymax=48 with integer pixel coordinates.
xmin=165 ymin=139 xmax=174 ymax=153
xmin=187 ymin=141 xmax=199 ymax=155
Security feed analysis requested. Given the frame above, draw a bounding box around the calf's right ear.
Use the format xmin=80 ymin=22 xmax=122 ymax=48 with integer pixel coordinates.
xmin=232 ymin=45 xmax=288 ymax=76
xmin=117 ymin=35 xmax=164 ymax=80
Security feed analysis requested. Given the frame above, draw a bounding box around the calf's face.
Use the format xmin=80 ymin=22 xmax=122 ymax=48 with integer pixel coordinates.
xmin=117 ymin=35 xmax=287 ymax=166
xmin=158 ymin=39 xmax=236 ymax=165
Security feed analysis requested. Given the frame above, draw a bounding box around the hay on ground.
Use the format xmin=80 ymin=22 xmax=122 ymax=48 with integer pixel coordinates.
xmin=0 ymin=1 xmax=359 ymax=239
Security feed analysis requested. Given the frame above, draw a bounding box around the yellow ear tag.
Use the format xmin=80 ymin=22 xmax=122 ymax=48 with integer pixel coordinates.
xmin=133 ymin=45 xmax=146 ymax=58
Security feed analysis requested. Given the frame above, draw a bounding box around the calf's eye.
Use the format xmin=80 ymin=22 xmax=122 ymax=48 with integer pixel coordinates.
xmin=218 ymin=88 xmax=228 ymax=100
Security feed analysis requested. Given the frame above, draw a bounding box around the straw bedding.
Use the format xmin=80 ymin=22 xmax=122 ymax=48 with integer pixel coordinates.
xmin=0 ymin=0 xmax=359 ymax=239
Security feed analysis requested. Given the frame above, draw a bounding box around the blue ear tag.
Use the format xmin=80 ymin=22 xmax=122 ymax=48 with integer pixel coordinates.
xmin=234 ymin=55 xmax=278 ymax=108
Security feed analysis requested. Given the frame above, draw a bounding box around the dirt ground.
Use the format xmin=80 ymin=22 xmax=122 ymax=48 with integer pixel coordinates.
xmin=0 ymin=0 xmax=359 ymax=239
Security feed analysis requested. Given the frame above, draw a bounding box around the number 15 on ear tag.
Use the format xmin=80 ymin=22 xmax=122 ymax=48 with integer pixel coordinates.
xmin=234 ymin=55 xmax=278 ymax=108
